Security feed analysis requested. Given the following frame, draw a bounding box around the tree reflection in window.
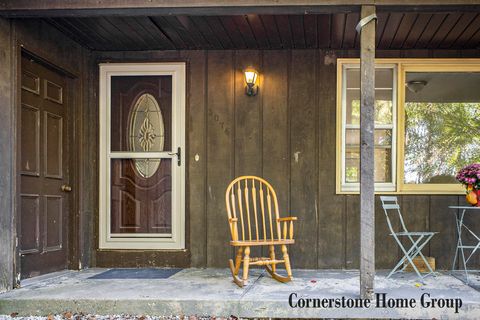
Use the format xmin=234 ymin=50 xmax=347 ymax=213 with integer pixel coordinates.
xmin=404 ymin=102 xmax=480 ymax=184
xmin=344 ymin=67 xmax=395 ymax=184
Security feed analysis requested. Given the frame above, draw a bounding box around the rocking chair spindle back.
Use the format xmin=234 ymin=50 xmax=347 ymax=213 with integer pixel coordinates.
xmin=225 ymin=176 xmax=297 ymax=287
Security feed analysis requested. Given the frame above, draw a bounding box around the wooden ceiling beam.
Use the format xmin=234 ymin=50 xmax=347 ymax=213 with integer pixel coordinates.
xmin=2 ymin=0 xmax=480 ymax=10
xmin=2 ymin=1 xmax=480 ymax=18
xmin=1 ymin=0 xmax=363 ymax=9
xmin=0 ymin=1 xmax=359 ymax=17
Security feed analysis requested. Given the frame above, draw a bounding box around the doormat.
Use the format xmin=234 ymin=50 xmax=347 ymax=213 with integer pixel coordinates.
xmin=88 ymin=268 xmax=182 ymax=279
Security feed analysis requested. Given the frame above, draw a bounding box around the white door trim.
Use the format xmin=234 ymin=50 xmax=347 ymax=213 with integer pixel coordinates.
xmin=98 ymin=63 xmax=186 ymax=250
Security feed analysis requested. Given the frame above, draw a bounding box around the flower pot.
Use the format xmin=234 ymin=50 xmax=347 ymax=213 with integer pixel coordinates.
xmin=466 ymin=189 xmax=480 ymax=207
xmin=404 ymin=256 xmax=435 ymax=273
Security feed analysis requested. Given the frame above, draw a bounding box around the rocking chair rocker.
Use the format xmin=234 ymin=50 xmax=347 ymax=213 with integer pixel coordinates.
xmin=225 ymin=176 xmax=297 ymax=287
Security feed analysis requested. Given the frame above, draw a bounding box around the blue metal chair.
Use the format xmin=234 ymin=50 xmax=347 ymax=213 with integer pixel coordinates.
xmin=380 ymin=196 xmax=438 ymax=283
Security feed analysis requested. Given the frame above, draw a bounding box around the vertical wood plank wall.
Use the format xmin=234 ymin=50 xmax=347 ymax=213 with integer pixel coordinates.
xmin=0 ymin=17 xmax=15 ymax=291
xmin=93 ymin=49 xmax=480 ymax=270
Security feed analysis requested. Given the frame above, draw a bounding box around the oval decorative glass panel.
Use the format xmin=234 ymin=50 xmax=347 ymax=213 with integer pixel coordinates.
xmin=128 ymin=93 xmax=165 ymax=178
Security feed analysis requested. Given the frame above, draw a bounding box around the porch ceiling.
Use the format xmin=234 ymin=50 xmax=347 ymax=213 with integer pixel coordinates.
xmin=43 ymin=11 xmax=480 ymax=51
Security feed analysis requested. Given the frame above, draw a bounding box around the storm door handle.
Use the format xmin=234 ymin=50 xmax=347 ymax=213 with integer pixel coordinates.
xmin=168 ymin=147 xmax=181 ymax=166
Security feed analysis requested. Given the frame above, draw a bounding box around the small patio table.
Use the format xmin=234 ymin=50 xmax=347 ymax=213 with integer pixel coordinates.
xmin=450 ymin=206 xmax=480 ymax=284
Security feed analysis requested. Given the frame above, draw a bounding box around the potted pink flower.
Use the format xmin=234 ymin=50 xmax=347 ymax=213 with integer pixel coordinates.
xmin=456 ymin=163 xmax=480 ymax=207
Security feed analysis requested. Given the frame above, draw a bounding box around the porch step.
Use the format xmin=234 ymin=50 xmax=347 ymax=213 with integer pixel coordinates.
xmin=1 ymin=268 xmax=479 ymax=319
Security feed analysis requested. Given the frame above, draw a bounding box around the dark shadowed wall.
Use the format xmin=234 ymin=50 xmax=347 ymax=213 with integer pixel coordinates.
xmin=0 ymin=17 xmax=15 ymax=292
xmin=0 ymin=18 xmax=92 ymax=291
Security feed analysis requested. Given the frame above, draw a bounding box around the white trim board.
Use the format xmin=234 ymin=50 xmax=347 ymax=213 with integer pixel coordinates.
xmin=339 ymin=63 xmax=397 ymax=193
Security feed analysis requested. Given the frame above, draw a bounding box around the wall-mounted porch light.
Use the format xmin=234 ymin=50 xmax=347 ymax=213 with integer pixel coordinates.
xmin=244 ymin=68 xmax=259 ymax=96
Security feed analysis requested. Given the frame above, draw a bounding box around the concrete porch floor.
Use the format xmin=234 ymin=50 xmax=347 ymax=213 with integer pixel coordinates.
xmin=1 ymin=268 xmax=480 ymax=319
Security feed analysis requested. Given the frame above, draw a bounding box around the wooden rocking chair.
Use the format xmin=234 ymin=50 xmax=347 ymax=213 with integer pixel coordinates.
xmin=225 ymin=176 xmax=297 ymax=287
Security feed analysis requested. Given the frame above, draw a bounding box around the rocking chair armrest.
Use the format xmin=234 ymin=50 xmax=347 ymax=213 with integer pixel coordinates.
xmin=277 ymin=217 xmax=298 ymax=222
xmin=278 ymin=217 xmax=297 ymax=240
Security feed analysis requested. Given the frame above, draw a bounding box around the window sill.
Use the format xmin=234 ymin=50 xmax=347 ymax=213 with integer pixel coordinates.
xmin=337 ymin=182 xmax=465 ymax=195
xmin=336 ymin=190 xmax=465 ymax=195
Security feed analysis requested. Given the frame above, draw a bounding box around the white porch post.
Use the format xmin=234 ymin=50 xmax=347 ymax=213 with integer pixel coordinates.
xmin=358 ymin=4 xmax=376 ymax=300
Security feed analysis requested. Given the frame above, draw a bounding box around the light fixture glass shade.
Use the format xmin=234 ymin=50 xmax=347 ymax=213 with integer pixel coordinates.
xmin=244 ymin=68 xmax=259 ymax=96
xmin=244 ymin=70 xmax=258 ymax=85
xmin=406 ymin=80 xmax=427 ymax=93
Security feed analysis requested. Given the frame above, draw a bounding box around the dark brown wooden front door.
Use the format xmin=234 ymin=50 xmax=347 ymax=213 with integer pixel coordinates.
xmin=19 ymin=55 xmax=71 ymax=279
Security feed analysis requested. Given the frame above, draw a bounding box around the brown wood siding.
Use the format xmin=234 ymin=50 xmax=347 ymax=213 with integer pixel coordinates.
xmin=95 ymin=48 xmax=480 ymax=270
xmin=318 ymin=51 xmax=346 ymax=268
xmin=0 ymin=17 xmax=15 ymax=291
xmin=188 ymin=50 xmax=207 ymax=267
xmin=205 ymin=50 xmax=235 ymax=267
xmin=289 ymin=50 xmax=318 ymax=268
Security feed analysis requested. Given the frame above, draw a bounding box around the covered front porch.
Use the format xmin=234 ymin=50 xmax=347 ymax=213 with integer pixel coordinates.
xmin=1 ymin=1 xmax=480 ymax=319
xmin=1 ymin=268 xmax=479 ymax=318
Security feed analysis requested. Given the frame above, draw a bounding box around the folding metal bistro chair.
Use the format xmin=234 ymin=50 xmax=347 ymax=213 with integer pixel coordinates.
xmin=380 ymin=196 xmax=438 ymax=283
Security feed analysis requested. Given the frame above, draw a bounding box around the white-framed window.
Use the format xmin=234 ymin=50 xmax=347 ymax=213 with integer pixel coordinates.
xmin=99 ymin=63 xmax=186 ymax=249
xmin=337 ymin=63 xmax=397 ymax=193
xmin=336 ymin=59 xmax=480 ymax=194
